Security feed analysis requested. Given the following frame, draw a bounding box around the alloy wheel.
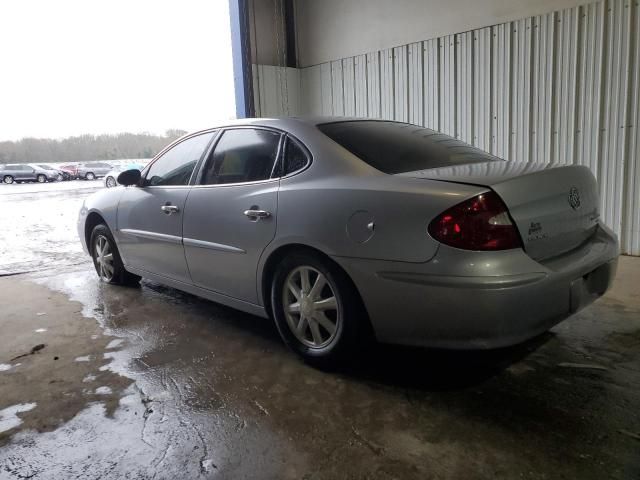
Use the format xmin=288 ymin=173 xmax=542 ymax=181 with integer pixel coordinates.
xmin=37 ymin=175 xmax=46 ymax=183
xmin=86 ymin=173 xmax=95 ymax=180
xmin=106 ymin=176 xmax=116 ymax=188
xmin=3 ymin=176 xmax=13 ymax=184
xmin=94 ymin=235 xmax=115 ymax=282
xmin=282 ymin=266 xmax=340 ymax=349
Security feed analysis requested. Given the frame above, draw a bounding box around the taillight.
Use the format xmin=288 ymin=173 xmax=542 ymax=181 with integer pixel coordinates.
xmin=428 ymin=191 xmax=522 ymax=251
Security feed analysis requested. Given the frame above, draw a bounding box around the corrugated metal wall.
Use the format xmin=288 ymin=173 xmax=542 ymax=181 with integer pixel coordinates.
xmin=253 ymin=0 xmax=640 ymax=255
xmin=252 ymin=64 xmax=301 ymax=118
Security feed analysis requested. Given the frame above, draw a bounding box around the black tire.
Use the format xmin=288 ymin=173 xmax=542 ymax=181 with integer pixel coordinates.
xmin=90 ymin=223 xmax=141 ymax=286
xmin=3 ymin=175 xmax=14 ymax=184
xmin=37 ymin=174 xmax=46 ymax=183
xmin=85 ymin=172 xmax=95 ymax=180
xmin=271 ymin=251 xmax=369 ymax=369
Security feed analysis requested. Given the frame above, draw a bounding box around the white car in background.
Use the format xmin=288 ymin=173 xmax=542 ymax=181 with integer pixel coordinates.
xmin=104 ymin=163 xmax=144 ymax=188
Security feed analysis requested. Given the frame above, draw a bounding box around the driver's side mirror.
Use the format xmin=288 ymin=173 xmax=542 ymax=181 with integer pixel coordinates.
xmin=117 ymin=169 xmax=141 ymax=186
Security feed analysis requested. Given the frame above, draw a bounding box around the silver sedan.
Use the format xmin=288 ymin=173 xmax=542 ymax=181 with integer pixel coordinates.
xmin=77 ymin=117 xmax=619 ymax=367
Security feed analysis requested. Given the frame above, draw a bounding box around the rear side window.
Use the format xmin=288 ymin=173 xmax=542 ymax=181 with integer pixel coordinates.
xmin=318 ymin=121 xmax=499 ymax=174
xmin=145 ymin=131 xmax=215 ymax=186
xmin=282 ymin=138 xmax=309 ymax=175
xmin=200 ymin=128 xmax=281 ymax=185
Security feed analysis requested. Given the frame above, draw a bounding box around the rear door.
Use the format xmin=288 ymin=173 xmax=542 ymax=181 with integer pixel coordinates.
xmin=183 ymin=127 xmax=282 ymax=303
xmin=116 ymin=131 xmax=216 ymax=283
xmin=7 ymin=165 xmax=26 ymax=181
xmin=20 ymin=165 xmax=36 ymax=181
xmin=96 ymin=163 xmax=112 ymax=176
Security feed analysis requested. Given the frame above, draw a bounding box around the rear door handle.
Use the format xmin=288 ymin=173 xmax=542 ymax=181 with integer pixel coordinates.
xmin=243 ymin=209 xmax=271 ymax=220
xmin=161 ymin=205 xmax=180 ymax=215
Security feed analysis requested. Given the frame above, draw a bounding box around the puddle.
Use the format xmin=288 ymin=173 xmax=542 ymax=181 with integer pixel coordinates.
xmin=106 ymin=339 xmax=124 ymax=349
xmin=0 ymin=403 xmax=37 ymax=434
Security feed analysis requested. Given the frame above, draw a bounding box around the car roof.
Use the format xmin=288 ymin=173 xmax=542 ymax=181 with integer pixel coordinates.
xmin=186 ymin=116 xmax=393 ymax=135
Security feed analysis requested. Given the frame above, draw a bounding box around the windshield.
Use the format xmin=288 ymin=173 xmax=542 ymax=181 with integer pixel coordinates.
xmin=318 ymin=120 xmax=501 ymax=174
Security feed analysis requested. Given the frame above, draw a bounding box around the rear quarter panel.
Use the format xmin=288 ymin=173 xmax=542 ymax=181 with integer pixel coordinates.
xmin=274 ymin=172 xmax=487 ymax=263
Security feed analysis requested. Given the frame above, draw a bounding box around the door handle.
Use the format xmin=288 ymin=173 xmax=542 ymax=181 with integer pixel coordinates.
xmin=161 ymin=205 xmax=180 ymax=215
xmin=243 ymin=209 xmax=271 ymax=220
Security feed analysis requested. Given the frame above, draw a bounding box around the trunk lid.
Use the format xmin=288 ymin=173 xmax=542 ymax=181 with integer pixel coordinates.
xmin=402 ymin=161 xmax=600 ymax=261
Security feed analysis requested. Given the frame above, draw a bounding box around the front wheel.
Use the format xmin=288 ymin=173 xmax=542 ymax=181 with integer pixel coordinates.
xmin=85 ymin=172 xmax=95 ymax=180
xmin=105 ymin=176 xmax=116 ymax=188
xmin=90 ymin=224 xmax=141 ymax=286
xmin=37 ymin=174 xmax=46 ymax=183
xmin=3 ymin=175 xmax=14 ymax=184
xmin=271 ymin=251 xmax=369 ymax=369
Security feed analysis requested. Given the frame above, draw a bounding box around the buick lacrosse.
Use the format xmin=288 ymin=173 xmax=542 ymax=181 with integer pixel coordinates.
xmin=78 ymin=118 xmax=618 ymax=367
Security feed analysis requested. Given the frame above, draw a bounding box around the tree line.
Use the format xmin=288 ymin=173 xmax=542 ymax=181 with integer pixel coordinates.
xmin=0 ymin=130 xmax=187 ymax=164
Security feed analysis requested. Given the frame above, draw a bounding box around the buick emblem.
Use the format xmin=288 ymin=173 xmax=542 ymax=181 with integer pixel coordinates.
xmin=568 ymin=186 xmax=581 ymax=210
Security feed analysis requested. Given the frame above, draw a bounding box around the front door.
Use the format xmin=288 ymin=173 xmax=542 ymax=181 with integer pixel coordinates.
xmin=18 ymin=165 xmax=36 ymax=181
xmin=116 ymin=131 xmax=216 ymax=283
xmin=183 ymin=128 xmax=282 ymax=303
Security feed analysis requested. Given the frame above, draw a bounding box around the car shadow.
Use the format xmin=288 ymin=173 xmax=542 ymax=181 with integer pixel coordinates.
xmin=341 ymin=332 xmax=554 ymax=392
xmin=137 ymin=280 xmax=554 ymax=392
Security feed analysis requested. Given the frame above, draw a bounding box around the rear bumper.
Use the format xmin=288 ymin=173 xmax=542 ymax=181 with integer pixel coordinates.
xmin=334 ymin=223 xmax=619 ymax=349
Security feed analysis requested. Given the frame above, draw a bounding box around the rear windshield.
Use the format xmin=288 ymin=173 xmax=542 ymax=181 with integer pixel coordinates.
xmin=318 ymin=121 xmax=500 ymax=174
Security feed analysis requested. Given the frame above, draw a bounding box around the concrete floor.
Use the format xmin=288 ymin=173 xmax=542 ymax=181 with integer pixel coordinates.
xmin=0 ymin=182 xmax=639 ymax=479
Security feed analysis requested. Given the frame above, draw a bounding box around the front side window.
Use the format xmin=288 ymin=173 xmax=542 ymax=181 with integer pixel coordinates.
xmin=145 ymin=131 xmax=215 ymax=186
xmin=200 ymin=128 xmax=281 ymax=185
xmin=318 ymin=121 xmax=500 ymax=174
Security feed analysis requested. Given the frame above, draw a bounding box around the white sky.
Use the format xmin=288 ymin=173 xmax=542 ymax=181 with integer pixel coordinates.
xmin=0 ymin=0 xmax=236 ymax=141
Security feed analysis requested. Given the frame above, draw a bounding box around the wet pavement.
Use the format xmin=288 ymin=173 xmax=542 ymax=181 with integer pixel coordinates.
xmin=0 ymin=181 xmax=100 ymax=275
xmin=1 ymin=182 xmax=639 ymax=479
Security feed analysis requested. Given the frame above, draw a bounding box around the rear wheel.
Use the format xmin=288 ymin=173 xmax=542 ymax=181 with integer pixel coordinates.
xmin=37 ymin=174 xmax=46 ymax=183
xmin=3 ymin=176 xmax=14 ymax=184
xmin=90 ymin=224 xmax=141 ymax=286
xmin=271 ymin=251 xmax=369 ymax=369
xmin=85 ymin=172 xmax=95 ymax=180
xmin=105 ymin=176 xmax=117 ymax=188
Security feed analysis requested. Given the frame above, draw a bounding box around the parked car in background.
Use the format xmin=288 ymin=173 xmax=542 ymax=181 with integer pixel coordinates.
xmin=31 ymin=164 xmax=65 ymax=182
xmin=1 ymin=164 xmax=47 ymax=184
xmin=60 ymin=164 xmax=79 ymax=179
xmin=104 ymin=164 xmax=144 ymax=188
xmin=76 ymin=162 xmax=113 ymax=180
xmin=78 ymin=118 xmax=619 ymax=367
